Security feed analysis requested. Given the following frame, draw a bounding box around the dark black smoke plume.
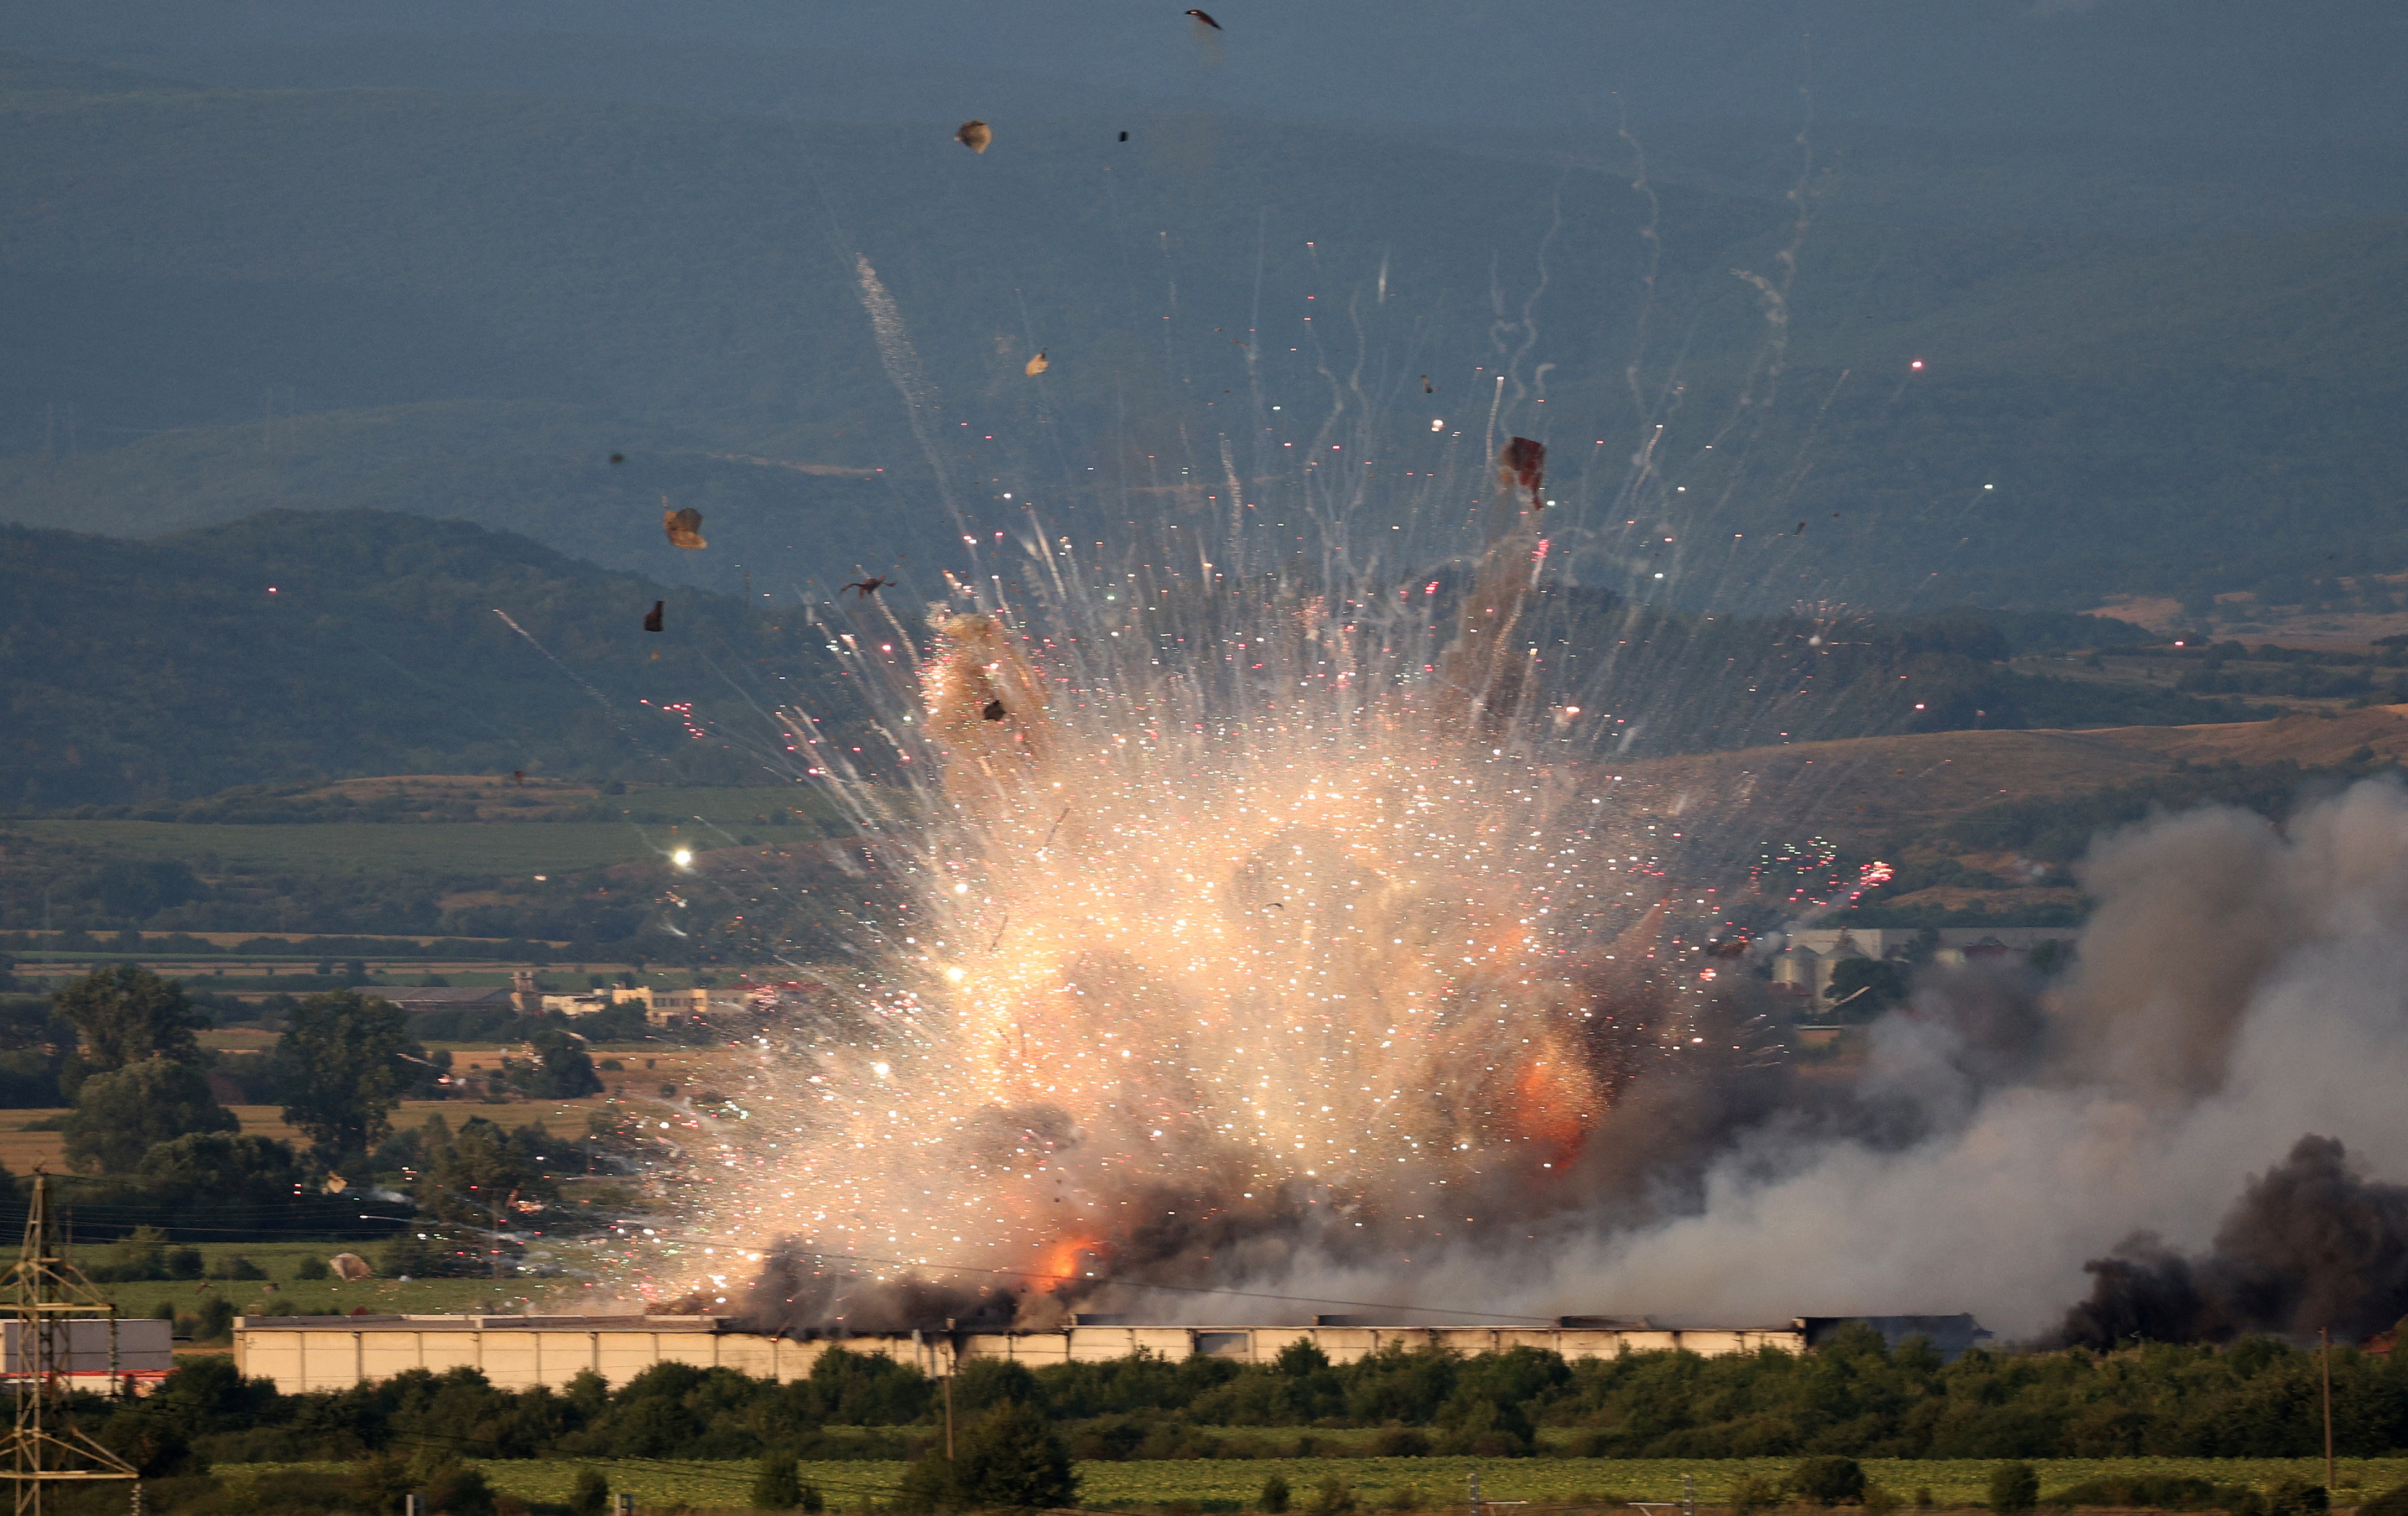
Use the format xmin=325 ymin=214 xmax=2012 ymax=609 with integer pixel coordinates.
xmin=2055 ymin=1135 xmax=2408 ymax=1347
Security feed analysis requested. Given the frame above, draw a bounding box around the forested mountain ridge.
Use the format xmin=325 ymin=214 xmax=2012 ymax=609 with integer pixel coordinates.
xmin=0 ymin=510 xmax=819 ymax=809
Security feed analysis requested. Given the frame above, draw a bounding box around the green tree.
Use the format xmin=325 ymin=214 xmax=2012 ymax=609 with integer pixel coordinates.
xmin=953 ymin=1400 xmax=1076 ymax=1511
xmin=273 ymin=989 xmax=423 ymax=1166
xmin=570 ymin=1468 xmax=611 ymax=1516
xmin=1261 ymin=1475 xmax=1293 ymax=1514
xmin=1989 ymin=1464 xmax=2038 ymax=1515
xmin=1795 ymin=1458 xmax=1868 ymax=1507
xmin=521 ymin=1028 xmax=603 ymax=1099
xmin=137 ymin=1130 xmax=303 ymax=1206
xmin=413 ymin=1116 xmax=557 ymax=1225
xmin=52 ymin=964 xmax=206 ymax=1072
xmin=753 ymin=1456 xmax=803 ymax=1511
xmin=62 ymin=1059 xmax=236 ymax=1172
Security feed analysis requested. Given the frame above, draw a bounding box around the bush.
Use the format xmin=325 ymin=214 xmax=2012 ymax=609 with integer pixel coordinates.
xmin=421 ymin=1463 xmax=497 ymax=1516
xmin=165 ymin=1246 xmax=205 ymax=1279
xmin=1992 ymin=1465 xmax=2040 ymax=1516
xmin=222 ymin=1253 xmax=267 ymax=1280
xmin=1796 ymin=1459 xmax=1866 ymax=1507
xmin=571 ymin=1468 xmax=610 ymax=1516
xmin=1371 ymin=1429 xmax=1431 ymax=1458
xmin=1731 ymin=1477 xmax=1785 ymax=1516
xmin=954 ymin=1400 xmax=1077 ymax=1511
xmin=2264 ymin=1482 xmax=2327 ymax=1516
xmin=294 ymin=1255 xmax=331 ymax=1280
xmin=2358 ymin=1488 xmax=2408 ymax=1516
xmin=753 ymin=1457 xmax=803 ymax=1512
xmin=1311 ymin=1479 xmax=1356 ymax=1516
xmin=1262 ymin=1475 xmax=1293 ymax=1514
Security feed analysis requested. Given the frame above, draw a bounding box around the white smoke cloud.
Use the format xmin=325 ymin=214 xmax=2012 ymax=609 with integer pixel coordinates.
xmin=1484 ymin=778 xmax=2408 ymax=1337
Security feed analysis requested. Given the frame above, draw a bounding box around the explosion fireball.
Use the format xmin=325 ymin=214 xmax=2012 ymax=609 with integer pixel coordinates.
xmin=654 ymin=444 xmax=1866 ymax=1333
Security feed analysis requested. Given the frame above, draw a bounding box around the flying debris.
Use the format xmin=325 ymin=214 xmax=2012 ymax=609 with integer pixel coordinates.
xmin=1423 ymin=375 xmax=1434 ymax=394
xmin=663 ymin=505 xmax=708 ymax=550
xmin=1118 ymin=131 xmax=1129 ymax=142
xmin=1499 ymin=436 xmax=1546 ymax=503
xmin=981 ymin=699 xmax=1008 ymax=722
xmin=644 ymin=600 xmax=664 ymax=633
xmin=1796 ymin=521 xmax=1808 ymax=534
xmin=1024 ymin=352 xmax=1049 ymax=376
xmin=956 ymin=120 xmax=992 ymax=154
xmin=510 ymin=771 xmax=524 ymax=787
xmin=1708 ymin=937 xmax=1749 ymax=958
xmin=608 ymin=453 xmax=625 ymax=465
xmin=1185 ymin=8 xmax=1221 ymax=28
xmin=844 ymin=575 xmax=893 ymax=600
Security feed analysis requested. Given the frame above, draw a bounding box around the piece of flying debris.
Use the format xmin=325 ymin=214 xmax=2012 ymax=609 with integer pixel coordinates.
xmin=608 ymin=453 xmax=625 ymax=464
xmin=663 ymin=505 xmax=707 ymax=548
xmin=1185 ymin=8 xmax=1221 ymax=28
xmin=1796 ymin=521 xmax=1808 ymax=534
xmin=1025 ymin=351 xmax=1049 ymax=376
xmin=510 ymin=770 xmax=524 ymax=786
xmin=956 ymin=119 xmax=992 ymax=154
xmin=644 ymin=600 xmax=664 ymax=633
xmin=981 ymin=699 xmax=1008 ymax=722
xmin=844 ymin=575 xmax=892 ymax=600
xmin=1119 ymin=131 xmax=1129 ymax=142
xmin=1423 ymin=375 xmax=1434 ymax=394
xmin=1708 ymin=937 xmax=1749 ymax=958
xmin=1499 ymin=436 xmax=1546 ymax=501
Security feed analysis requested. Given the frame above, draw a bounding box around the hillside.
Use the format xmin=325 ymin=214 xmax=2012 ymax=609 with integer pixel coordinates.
xmin=0 ymin=509 xmax=832 ymax=808
xmin=0 ymin=54 xmax=2404 ymax=613
xmin=1613 ymin=704 xmax=2408 ymax=924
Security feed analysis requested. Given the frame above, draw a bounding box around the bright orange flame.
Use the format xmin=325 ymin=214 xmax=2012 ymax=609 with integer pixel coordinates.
xmin=1037 ymin=1234 xmax=1099 ymax=1282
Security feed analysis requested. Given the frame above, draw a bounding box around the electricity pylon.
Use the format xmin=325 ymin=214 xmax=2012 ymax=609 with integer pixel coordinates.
xmin=0 ymin=1171 xmax=137 ymax=1516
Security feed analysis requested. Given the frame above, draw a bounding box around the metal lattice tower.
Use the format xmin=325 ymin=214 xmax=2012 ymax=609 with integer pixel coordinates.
xmin=0 ymin=1171 xmax=137 ymax=1516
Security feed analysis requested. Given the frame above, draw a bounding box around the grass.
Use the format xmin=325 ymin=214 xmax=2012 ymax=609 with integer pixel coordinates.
xmin=215 ymin=1458 xmax=2408 ymax=1512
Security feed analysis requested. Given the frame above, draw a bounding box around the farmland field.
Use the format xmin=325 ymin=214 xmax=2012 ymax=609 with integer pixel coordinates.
xmin=15 ymin=819 xmax=679 ymax=873
xmin=226 ymin=1457 xmax=2408 ymax=1512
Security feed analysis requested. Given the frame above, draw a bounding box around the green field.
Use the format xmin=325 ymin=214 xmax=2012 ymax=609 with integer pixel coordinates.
xmin=21 ymin=818 xmax=708 ymax=873
xmin=71 ymin=1239 xmax=625 ymax=1328
xmin=223 ymin=1458 xmax=2408 ymax=1512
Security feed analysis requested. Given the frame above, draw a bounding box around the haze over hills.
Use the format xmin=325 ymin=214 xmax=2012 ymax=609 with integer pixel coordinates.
xmin=0 ymin=46 xmax=2402 ymax=617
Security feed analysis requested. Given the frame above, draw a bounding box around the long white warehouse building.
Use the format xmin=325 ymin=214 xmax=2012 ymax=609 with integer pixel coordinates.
xmin=231 ymin=1313 xmax=1986 ymax=1394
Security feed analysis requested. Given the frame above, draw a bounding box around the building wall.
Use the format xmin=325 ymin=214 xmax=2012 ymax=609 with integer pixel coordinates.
xmin=232 ymin=1315 xmax=1808 ymax=1394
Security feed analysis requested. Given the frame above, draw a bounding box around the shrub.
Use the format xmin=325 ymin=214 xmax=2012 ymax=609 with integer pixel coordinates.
xmin=1731 ymin=1477 xmax=1785 ymax=1516
xmin=422 ymin=1463 xmax=497 ymax=1516
xmin=1371 ymin=1429 xmax=1432 ymax=1457
xmin=570 ymin=1468 xmax=610 ymax=1516
xmin=753 ymin=1457 xmax=803 ymax=1512
xmin=165 ymin=1247 xmax=205 ymax=1279
xmin=1866 ymin=1490 xmax=1899 ymax=1516
xmin=2264 ymin=1481 xmax=2327 ymax=1516
xmin=1991 ymin=1464 xmax=2040 ymax=1516
xmin=1795 ymin=1459 xmax=1866 ymax=1507
xmin=295 ymin=1255 xmax=331 ymax=1280
xmin=2360 ymin=1488 xmax=2408 ymax=1516
xmin=954 ymin=1400 xmax=1077 ymax=1512
xmin=1311 ymin=1479 xmax=1356 ymax=1516
xmin=1262 ymin=1475 xmax=1293 ymax=1514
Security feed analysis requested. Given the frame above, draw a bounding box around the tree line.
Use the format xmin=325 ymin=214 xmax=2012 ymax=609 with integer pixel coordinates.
xmin=75 ymin=1326 xmax=2408 ymax=1473
xmin=0 ymin=964 xmax=615 ymax=1249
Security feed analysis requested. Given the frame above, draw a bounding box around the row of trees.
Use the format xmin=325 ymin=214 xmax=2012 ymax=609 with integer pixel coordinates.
xmin=0 ymin=966 xmax=612 ymax=1244
xmin=71 ymin=1328 xmax=2408 ymax=1470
